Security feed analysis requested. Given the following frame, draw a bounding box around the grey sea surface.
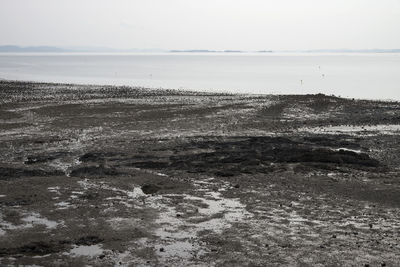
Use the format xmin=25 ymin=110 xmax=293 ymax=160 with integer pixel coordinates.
xmin=0 ymin=52 xmax=399 ymax=100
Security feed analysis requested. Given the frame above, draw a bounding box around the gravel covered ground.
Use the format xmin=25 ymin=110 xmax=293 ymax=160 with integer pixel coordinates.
xmin=0 ymin=80 xmax=399 ymax=266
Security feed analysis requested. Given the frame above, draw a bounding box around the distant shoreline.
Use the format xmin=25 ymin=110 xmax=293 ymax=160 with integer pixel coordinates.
xmin=1 ymin=45 xmax=400 ymax=54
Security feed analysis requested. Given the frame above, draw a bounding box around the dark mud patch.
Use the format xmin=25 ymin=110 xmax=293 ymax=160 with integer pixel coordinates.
xmin=0 ymin=241 xmax=66 ymax=257
xmin=307 ymin=94 xmax=341 ymax=113
xmin=79 ymin=152 xmax=121 ymax=163
xmin=296 ymin=173 xmax=400 ymax=207
xmin=130 ymin=136 xmax=380 ymax=176
xmin=141 ymin=184 xmax=161 ymax=195
xmin=75 ymin=235 xmax=104 ymax=246
xmin=78 ymin=191 xmax=100 ymax=200
xmin=24 ymin=151 xmax=69 ymax=165
xmin=0 ymin=166 xmax=64 ymax=180
xmin=303 ymin=136 xmax=362 ymax=150
xmin=259 ymin=102 xmax=287 ymax=118
xmin=0 ymin=197 xmax=32 ymax=207
xmin=130 ymin=160 xmax=170 ymax=169
xmin=139 ymin=180 xmax=186 ymax=195
xmin=69 ymin=165 xmax=121 ymax=177
xmin=0 ymin=110 xmax=23 ymax=120
xmin=275 ymin=147 xmax=378 ymax=167
xmin=0 ymin=122 xmax=31 ymax=130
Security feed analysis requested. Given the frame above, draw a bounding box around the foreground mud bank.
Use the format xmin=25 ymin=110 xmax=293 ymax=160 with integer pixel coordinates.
xmin=0 ymin=80 xmax=400 ymax=266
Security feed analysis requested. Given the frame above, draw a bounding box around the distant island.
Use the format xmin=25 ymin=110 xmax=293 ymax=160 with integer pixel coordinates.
xmin=303 ymin=49 xmax=400 ymax=53
xmin=0 ymin=45 xmax=68 ymax=53
xmin=257 ymin=50 xmax=274 ymax=53
xmin=169 ymin=50 xmax=246 ymax=53
xmin=0 ymin=45 xmax=165 ymax=53
xmin=169 ymin=50 xmax=218 ymax=53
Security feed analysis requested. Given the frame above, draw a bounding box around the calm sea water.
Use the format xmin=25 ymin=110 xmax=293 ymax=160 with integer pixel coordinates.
xmin=0 ymin=53 xmax=399 ymax=100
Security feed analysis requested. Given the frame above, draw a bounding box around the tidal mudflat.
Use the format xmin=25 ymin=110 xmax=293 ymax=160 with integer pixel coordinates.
xmin=0 ymin=80 xmax=399 ymax=266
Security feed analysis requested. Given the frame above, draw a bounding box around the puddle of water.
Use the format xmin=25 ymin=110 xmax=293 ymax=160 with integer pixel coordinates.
xmin=183 ymin=191 xmax=248 ymax=226
xmin=332 ymin=148 xmax=363 ymax=154
xmin=68 ymin=244 xmax=104 ymax=257
xmin=77 ymin=178 xmax=250 ymax=263
xmin=47 ymin=186 xmax=61 ymax=195
xmin=1 ymin=212 xmax=62 ymax=235
xmin=21 ymin=212 xmax=61 ymax=229
xmin=78 ymin=179 xmax=145 ymax=210
xmin=140 ymin=180 xmax=251 ymax=262
xmin=55 ymin=201 xmax=75 ymax=210
xmin=69 ymin=190 xmax=85 ymax=201
xmin=155 ymin=241 xmax=197 ymax=260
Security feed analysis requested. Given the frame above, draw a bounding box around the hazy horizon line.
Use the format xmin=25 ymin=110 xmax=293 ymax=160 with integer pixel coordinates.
xmin=1 ymin=45 xmax=400 ymax=53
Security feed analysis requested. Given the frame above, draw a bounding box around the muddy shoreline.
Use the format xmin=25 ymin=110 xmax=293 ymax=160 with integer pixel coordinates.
xmin=1 ymin=80 xmax=399 ymax=266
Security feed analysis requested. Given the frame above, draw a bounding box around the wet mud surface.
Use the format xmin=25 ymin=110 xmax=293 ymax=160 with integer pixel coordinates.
xmin=0 ymin=80 xmax=400 ymax=266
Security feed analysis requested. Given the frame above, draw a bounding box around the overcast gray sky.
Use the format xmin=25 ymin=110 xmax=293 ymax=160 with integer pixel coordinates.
xmin=1 ymin=0 xmax=400 ymax=50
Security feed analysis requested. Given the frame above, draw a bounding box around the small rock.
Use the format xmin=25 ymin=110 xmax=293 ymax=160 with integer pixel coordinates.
xmin=141 ymin=184 xmax=161 ymax=195
xmin=234 ymin=184 xmax=240 ymax=189
xmin=332 ymin=235 xmax=336 ymax=238
xmin=159 ymin=247 xmax=165 ymax=252
xmin=369 ymin=223 xmax=373 ymax=229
